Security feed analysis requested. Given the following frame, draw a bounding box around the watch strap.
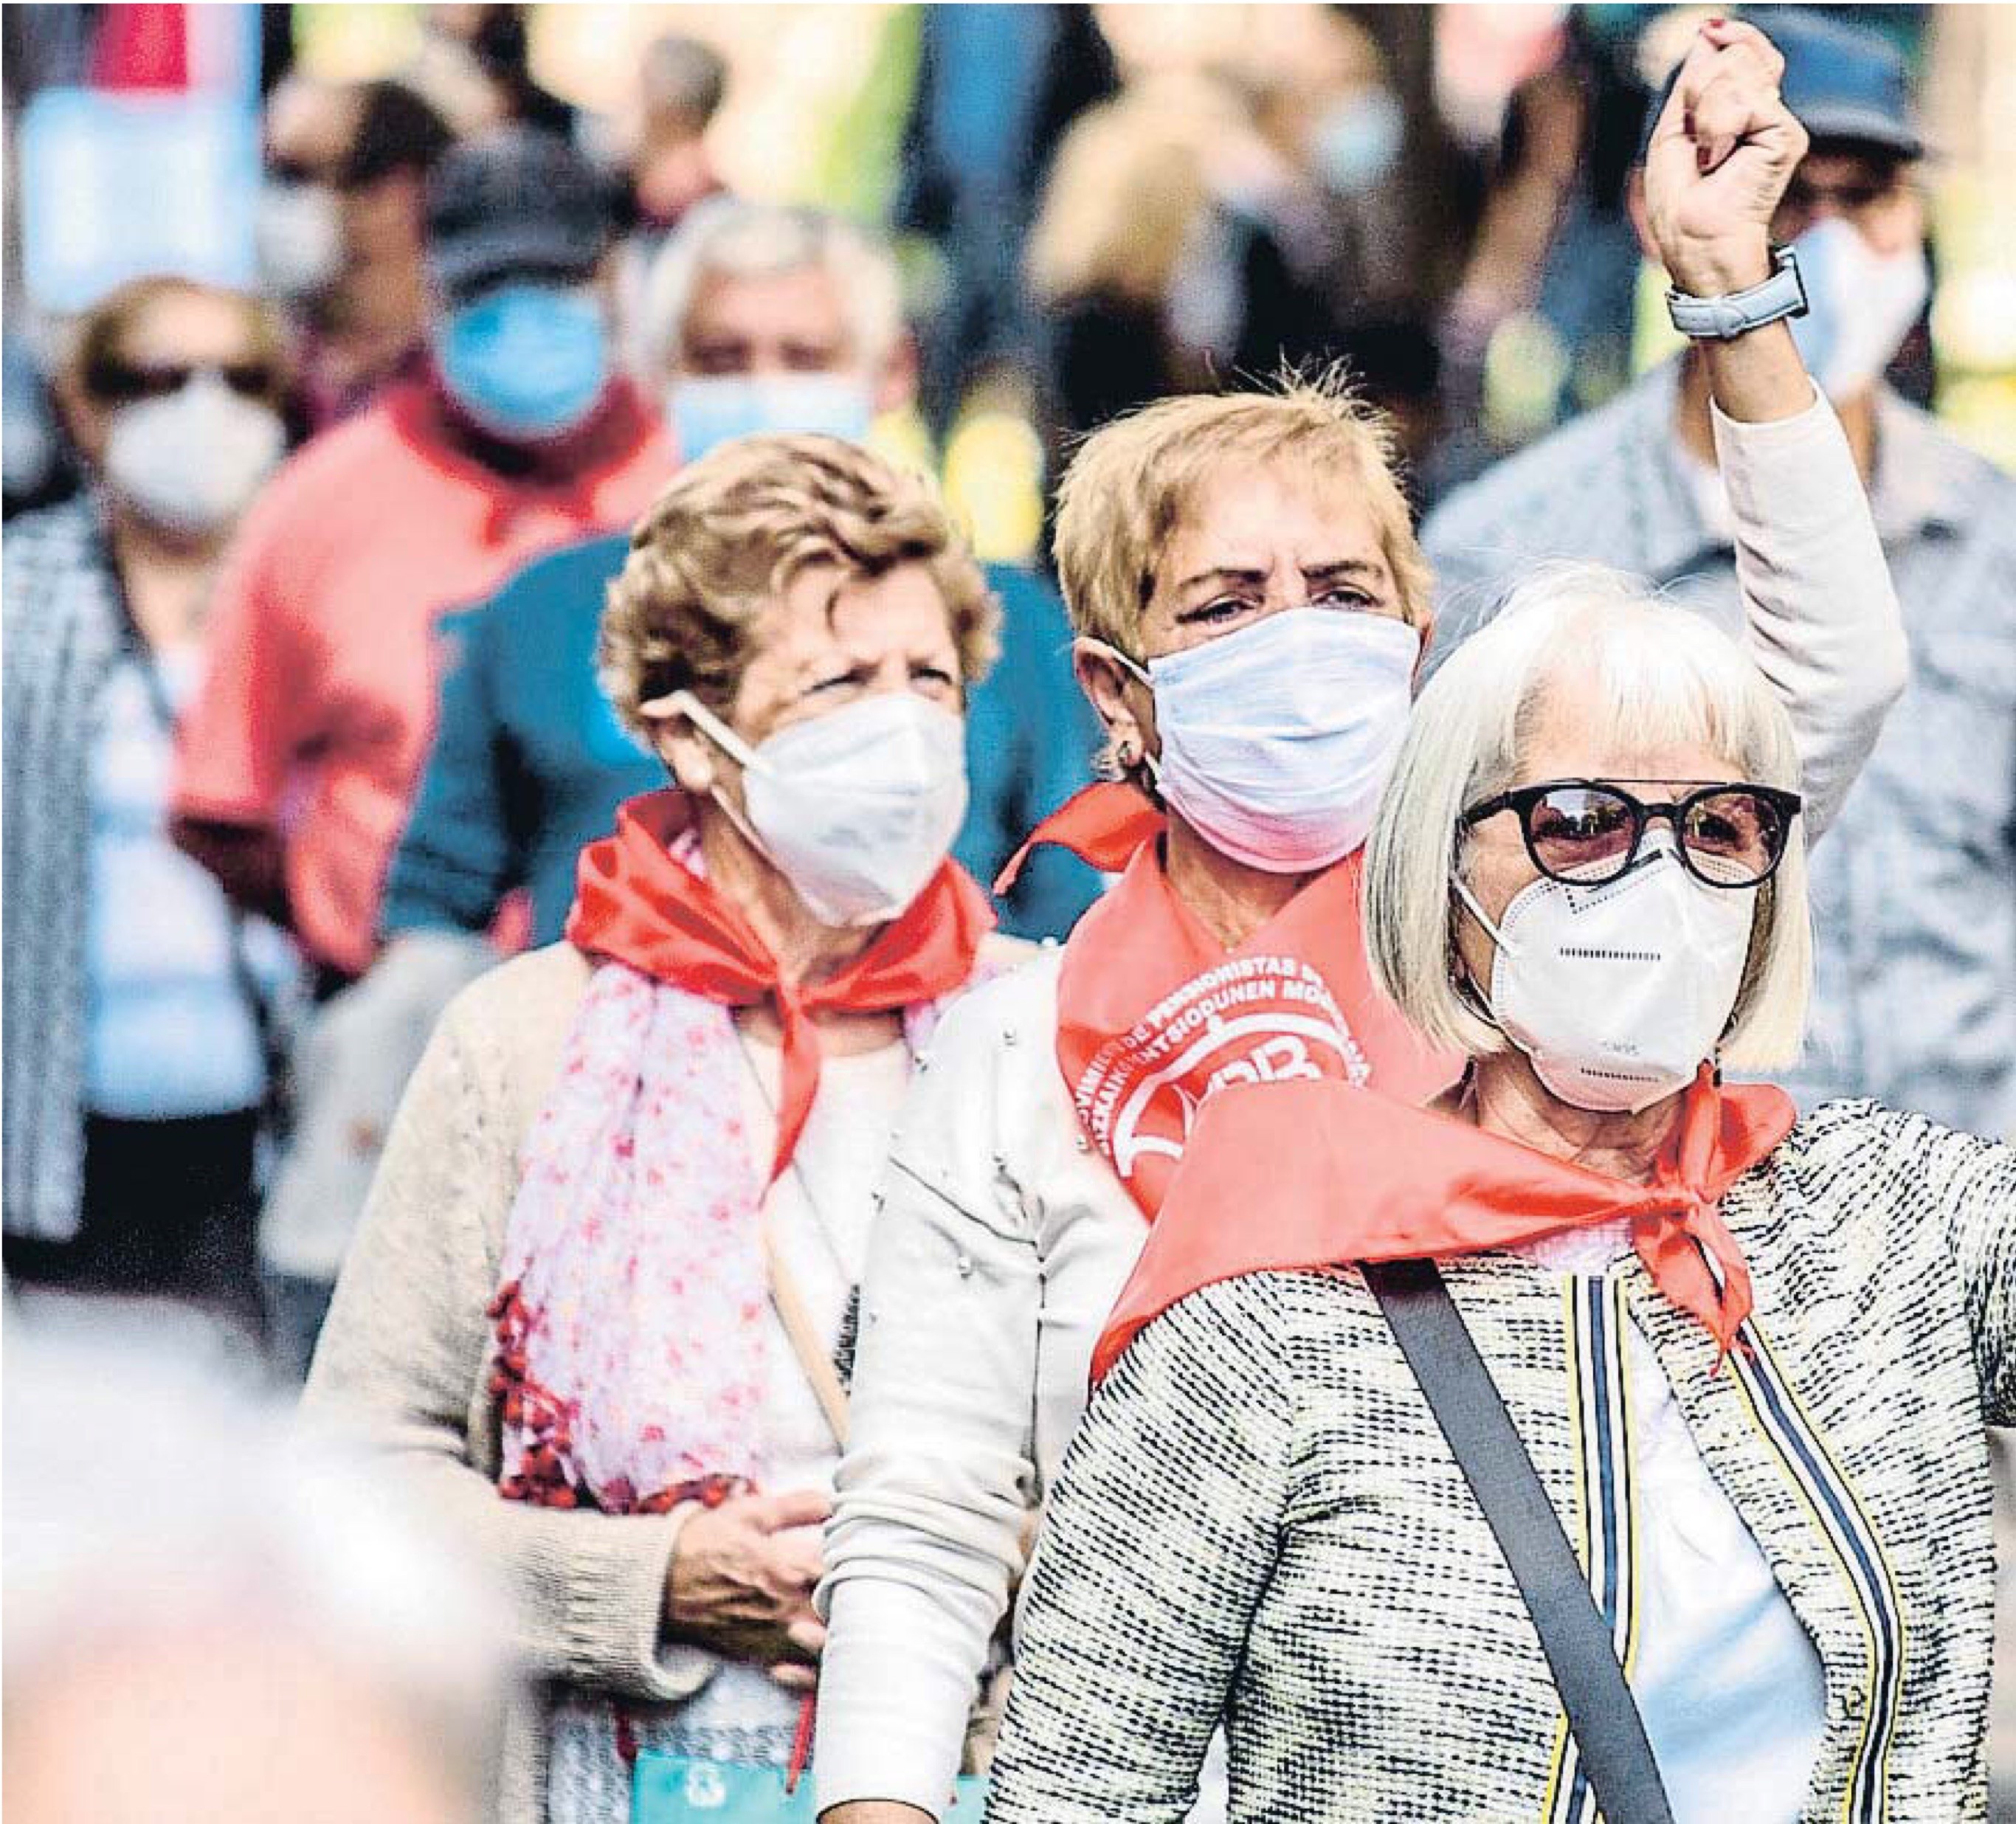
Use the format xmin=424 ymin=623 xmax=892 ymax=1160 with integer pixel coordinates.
xmin=1665 ymin=246 xmax=1808 ymax=341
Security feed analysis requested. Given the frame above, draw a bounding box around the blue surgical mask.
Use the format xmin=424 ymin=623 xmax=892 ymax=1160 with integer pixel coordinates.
xmin=435 ymin=283 xmax=612 ymax=442
xmin=1310 ymin=87 xmax=1404 ymax=196
xmin=667 ymin=373 xmax=876 ymax=463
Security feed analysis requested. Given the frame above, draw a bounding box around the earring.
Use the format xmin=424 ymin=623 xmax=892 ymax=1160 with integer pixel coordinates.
xmin=1116 ymin=743 xmax=1137 ymax=767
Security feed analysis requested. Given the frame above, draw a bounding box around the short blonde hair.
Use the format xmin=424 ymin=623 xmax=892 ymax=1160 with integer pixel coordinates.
xmin=1361 ymin=564 xmax=1812 ymax=1069
xmin=600 ymin=432 xmax=998 ymax=731
xmin=1050 ymin=371 xmax=1433 ymax=656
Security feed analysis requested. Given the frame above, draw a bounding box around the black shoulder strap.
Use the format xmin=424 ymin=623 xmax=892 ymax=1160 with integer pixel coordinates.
xmin=1363 ymin=1257 xmax=1676 ymax=1824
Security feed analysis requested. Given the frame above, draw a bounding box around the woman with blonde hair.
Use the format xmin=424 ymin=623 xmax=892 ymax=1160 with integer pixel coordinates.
xmin=303 ymin=432 xmax=1023 ymax=1823
xmin=815 ymin=21 xmax=1911 ymax=1821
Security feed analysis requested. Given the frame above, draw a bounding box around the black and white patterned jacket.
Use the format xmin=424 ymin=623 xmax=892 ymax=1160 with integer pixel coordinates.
xmin=989 ymin=1102 xmax=2016 ymax=1824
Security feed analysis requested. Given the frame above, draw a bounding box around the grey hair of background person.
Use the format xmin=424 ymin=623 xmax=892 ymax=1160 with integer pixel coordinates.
xmin=636 ymin=196 xmax=905 ymax=377
xmin=3 ymin=1321 xmax=511 ymax=1817
xmin=1360 ymin=562 xmax=1814 ymax=1069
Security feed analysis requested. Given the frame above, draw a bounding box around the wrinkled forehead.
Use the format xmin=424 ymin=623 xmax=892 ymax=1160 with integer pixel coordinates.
xmin=679 ymin=263 xmax=852 ymax=357
xmin=1153 ymin=455 xmax=1386 ymax=581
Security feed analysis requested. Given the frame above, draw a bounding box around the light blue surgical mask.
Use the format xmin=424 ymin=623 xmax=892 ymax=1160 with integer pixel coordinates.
xmin=435 ymin=283 xmax=612 ymax=442
xmin=667 ymin=373 xmax=877 ymax=463
xmin=1310 ymin=86 xmax=1404 ymax=196
xmin=1786 ymin=217 xmax=1929 ymax=404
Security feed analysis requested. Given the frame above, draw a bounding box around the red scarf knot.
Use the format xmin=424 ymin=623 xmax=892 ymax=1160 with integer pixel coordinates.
xmin=565 ymin=789 xmax=993 ymax=1181
xmin=1093 ymin=1063 xmax=1795 ymax=1383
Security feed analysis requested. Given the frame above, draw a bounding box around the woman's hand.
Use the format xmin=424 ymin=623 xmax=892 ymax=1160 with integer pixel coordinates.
xmin=663 ymin=1488 xmax=832 ymax=1687
xmin=1644 ymin=18 xmax=1809 ymax=297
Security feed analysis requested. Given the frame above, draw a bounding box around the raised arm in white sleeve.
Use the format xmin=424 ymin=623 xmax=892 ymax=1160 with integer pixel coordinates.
xmin=1712 ymin=387 xmax=1907 ymax=839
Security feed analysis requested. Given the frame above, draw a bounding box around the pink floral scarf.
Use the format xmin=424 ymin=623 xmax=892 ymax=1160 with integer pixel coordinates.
xmin=488 ymin=950 xmax=976 ymax=1516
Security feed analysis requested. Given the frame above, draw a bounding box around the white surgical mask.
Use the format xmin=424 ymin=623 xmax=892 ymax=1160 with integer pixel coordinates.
xmin=667 ymin=373 xmax=877 ymax=465
xmin=1454 ymin=837 xmax=1756 ymax=1113
xmin=669 ymin=689 xmax=968 ymax=927
xmin=103 ymin=373 xmax=286 ymax=539
xmin=1788 ymin=217 xmax=1930 ymax=402
xmin=1114 ymin=607 xmax=1419 ymax=873
xmin=255 ymin=178 xmax=345 ymax=301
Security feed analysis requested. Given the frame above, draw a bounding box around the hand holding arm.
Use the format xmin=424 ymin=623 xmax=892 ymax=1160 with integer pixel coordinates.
xmin=664 ymin=1490 xmax=832 ymax=1692
xmin=302 ymin=985 xmax=717 ymax=1704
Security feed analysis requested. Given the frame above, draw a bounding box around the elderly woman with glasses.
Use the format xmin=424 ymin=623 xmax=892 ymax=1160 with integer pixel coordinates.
xmin=983 ymin=568 xmax=2016 ymax=1824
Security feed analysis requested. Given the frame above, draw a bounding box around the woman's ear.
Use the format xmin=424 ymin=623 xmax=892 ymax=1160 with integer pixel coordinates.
xmin=1072 ymin=637 xmax=1153 ymax=769
xmin=52 ymin=367 xmax=108 ymax=471
xmin=637 ymin=697 xmax=714 ymax=795
xmin=1409 ymin=611 xmax=1437 ymax=694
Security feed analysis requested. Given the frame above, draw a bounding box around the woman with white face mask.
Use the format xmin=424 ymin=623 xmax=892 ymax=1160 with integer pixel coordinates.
xmin=985 ymin=573 xmax=2016 ymax=1824
xmin=302 ymin=433 xmax=1028 ymax=1824
xmin=4 ymin=276 xmax=294 ymax=1336
xmin=818 ymin=21 xmax=1909 ymax=1823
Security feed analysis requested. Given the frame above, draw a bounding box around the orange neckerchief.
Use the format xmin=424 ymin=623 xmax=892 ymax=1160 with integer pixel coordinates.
xmin=566 ymin=789 xmax=994 ymax=1179
xmin=1011 ymin=784 xmax=1457 ymax=1221
xmin=1094 ymin=1065 xmax=1795 ymax=1381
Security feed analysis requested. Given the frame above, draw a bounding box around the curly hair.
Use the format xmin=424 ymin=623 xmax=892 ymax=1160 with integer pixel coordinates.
xmin=599 ymin=433 xmax=999 ymax=734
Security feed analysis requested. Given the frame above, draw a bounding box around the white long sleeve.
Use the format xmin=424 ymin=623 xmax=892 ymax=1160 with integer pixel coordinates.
xmin=1709 ymin=387 xmax=1907 ymax=840
xmin=815 ymin=953 xmax=1147 ymax=1817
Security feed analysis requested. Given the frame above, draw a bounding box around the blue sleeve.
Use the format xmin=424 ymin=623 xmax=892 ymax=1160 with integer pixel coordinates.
xmin=983 ymin=568 xmax=1104 ymax=942
xmin=380 ymin=602 xmax=518 ymax=938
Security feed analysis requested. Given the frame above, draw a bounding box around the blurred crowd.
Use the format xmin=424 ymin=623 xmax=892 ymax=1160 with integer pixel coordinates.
xmin=1 ymin=4 xmax=2014 ymax=1815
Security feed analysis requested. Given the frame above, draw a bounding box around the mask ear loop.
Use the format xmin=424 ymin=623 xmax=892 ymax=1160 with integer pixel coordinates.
xmin=1082 ymin=639 xmax=1164 ymax=786
xmin=1447 ymin=864 xmax=1515 ymax=1043
xmin=1450 ymin=872 xmax=1513 ymax=953
xmin=637 ymin=687 xmax=781 ymax=868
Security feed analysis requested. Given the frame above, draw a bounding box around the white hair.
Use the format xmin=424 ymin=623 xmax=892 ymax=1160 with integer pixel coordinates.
xmin=1362 ymin=563 xmax=1813 ymax=1068
xmin=636 ymin=197 xmax=903 ymax=377
xmin=4 ymin=1322 xmax=511 ymax=1806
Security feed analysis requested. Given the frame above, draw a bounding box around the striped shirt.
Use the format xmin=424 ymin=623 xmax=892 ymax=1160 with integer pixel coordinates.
xmin=1421 ymin=364 xmax=2016 ymax=1141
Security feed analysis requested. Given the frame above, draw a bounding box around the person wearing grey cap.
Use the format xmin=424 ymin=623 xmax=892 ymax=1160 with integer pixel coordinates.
xmin=1423 ymin=9 xmax=2015 ymax=1147
xmin=168 ymin=126 xmax=673 ymax=1372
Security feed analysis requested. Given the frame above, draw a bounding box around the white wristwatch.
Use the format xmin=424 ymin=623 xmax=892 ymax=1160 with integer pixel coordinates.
xmin=1665 ymin=246 xmax=1809 ymax=341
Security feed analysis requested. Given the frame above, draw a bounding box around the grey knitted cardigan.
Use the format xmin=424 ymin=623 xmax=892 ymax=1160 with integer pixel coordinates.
xmin=989 ymin=1102 xmax=2016 ymax=1824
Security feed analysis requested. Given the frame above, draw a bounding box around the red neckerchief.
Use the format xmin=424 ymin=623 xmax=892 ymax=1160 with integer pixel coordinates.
xmin=382 ymin=373 xmax=663 ymax=542
xmin=566 ymin=790 xmax=994 ymax=1179
xmin=1012 ymin=784 xmax=1458 ymax=1221
xmin=1094 ymin=1064 xmax=1795 ymax=1381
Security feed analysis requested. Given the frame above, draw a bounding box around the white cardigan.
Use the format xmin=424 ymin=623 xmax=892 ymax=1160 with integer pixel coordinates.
xmin=813 ymin=388 xmax=1908 ymax=1820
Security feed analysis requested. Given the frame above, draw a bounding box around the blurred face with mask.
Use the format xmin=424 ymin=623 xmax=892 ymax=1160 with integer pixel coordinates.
xmin=432 ymin=269 xmax=619 ymax=446
xmin=649 ymin=202 xmax=914 ymax=466
xmin=1770 ymin=142 xmax=1928 ymax=406
xmin=259 ymin=77 xmax=455 ymax=430
xmin=424 ymin=127 xmax=628 ymax=452
xmin=68 ymin=281 xmax=289 ymax=550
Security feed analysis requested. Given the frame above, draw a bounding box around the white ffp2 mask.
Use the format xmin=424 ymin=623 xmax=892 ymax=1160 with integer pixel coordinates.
xmin=1455 ymin=839 xmax=1756 ymax=1113
xmin=1119 ymin=608 xmax=1419 ymax=873
xmin=672 ymin=691 xmax=968 ymax=927
xmin=103 ymin=374 xmax=285 ymax=538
